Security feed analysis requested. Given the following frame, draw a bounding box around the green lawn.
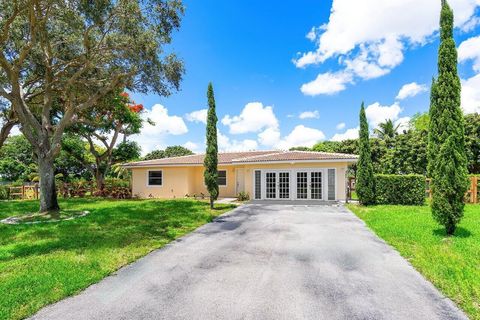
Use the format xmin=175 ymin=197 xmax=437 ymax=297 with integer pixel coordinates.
xmin=0 ymin=198 xmax=235 ymax=320
xmin=348 ymin=203 xmax=480 ymax=319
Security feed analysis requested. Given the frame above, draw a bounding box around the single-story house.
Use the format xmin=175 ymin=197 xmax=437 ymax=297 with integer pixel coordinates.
xmin=124 ymin=150 xmax=358 ymax=201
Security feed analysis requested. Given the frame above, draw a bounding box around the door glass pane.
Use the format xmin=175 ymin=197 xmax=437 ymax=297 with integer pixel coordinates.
xmin=254 ymin=170 xmax=261 ymax=199
xmin=311 ymin=171 xmax=322 ymax=200
xmin=296 ymin=172 xmax=308 ymax=199
xmin=279 ymin=172 xmax=290 ymax=199
xmin=328 ymin=169 xmax=336 ymax=200
xmin=266 ymin=172 xmax=276 ymax=199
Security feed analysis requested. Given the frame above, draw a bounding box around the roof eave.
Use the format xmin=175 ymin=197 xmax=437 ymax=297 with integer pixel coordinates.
xmin=232 ymin=159 xmax=358 ymax=165
xmin=123 ymin=158 xmax=358 ymax=168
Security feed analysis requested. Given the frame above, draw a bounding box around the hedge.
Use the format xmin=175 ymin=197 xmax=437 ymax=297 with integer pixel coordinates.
xmin=0 ymin=185 xmax=8 ymax=200
xmin=374 ymin=174 xmax=425 ymax=205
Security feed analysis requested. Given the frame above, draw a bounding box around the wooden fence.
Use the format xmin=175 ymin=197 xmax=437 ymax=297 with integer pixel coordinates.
xmin=426 ymin=176 xmax=479 ymax=203
xmin=8 ymin=185 xmax=39 ymax=200
xmin=348 ymin=176 xmax=479 ymax=204
xmin=4 ymin=180 xmax=132 ymax=200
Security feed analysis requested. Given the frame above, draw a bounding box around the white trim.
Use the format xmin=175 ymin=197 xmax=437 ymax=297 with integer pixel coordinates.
xmin=146 ymin=169 xmax=163 ymax=187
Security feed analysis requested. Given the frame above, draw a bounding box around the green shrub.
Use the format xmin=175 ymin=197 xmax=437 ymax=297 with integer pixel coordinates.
xmin=375 ymin=174 xmax=425 ymax=205
xmin=0 ymin=185 xmax=9 ymax=200
xmin=237 ymin=191 xmax=250 ymax=201
xmin=104 ymin=178 xmax=130 ymax=188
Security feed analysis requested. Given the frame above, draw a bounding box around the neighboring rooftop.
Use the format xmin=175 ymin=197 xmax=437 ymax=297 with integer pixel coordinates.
xmin=124 ymin=150 xmax=358 ymax=168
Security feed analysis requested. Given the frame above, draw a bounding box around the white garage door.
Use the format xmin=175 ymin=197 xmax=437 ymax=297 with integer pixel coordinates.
xmin=253 ymin=169 xmax=336 ymax=201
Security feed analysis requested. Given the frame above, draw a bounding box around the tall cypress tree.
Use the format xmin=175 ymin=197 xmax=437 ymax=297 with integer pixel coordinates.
xmin=204 ymin=83 xmax=219 ymax=209
xmin=429 ymin=0 xmax=469 ymax=235
xmin=427 ymin=78 xmax=439 ymax=178
xmin=356 ymin=102 xmax=376 ymax=205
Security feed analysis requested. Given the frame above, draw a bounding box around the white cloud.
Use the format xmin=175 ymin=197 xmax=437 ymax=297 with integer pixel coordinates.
xmin=458 ymin=35 xmax=480 ymax=72
xmin=365 ymin=102 xmax=402 ymax=128
xmin=306 ymin=27 xmax=319 ymax=41
xmin=461 ymin=73 xmax=480 ymax=114
xmin=458 ymin=35 xmax=480 ymax=114
xmin=222 ymin=102 xmax=279 ymax=134
xmin=275 ymin=125 xmax=325 ymax=150
xmin=217 ymin=130 xmax=258 ymax=152
xmin=299 ymin=110 xmax=320 ymax=119
xmin=295 ymin=0 xmax=480 ymax=95
xmin=183 ymin=141 xmax=203 ymax=153
xmin=395 ymin=117 xmax=411 ymax=133
xmin=258 ymin=127 xmax=281 ymax=147
xmin=300 ymin=71 xmax=353 ymax=95
xmin=343 ymin=36 xmax=404 ymax=80
xmin=331 ymin=127 xmax=359 ymax=141
xmin=258 ymin=125 xmax=325 ymax=149
xmin=331 ymin=117 xmax=408 ymax=141
xmin=336 ymin=122 xmax=346 ymax=130
xmin=185 ymin=109 xmax=208 ymax=124
xmin=460 ymin=15 xmax=480 ymax=31
xmin=219 ymin=102 xmax=324 ymax=151
xmin=183 ymin=141 xmax=198 ymax=150
xmin=396 ymin=82 xmax=428 ymax=100
xmin=131 ymin=104 xmax=188 ymax=155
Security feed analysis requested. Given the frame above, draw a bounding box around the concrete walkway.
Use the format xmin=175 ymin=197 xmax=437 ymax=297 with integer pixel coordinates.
xmin=31 ymin=204 xmax=467 ymax=320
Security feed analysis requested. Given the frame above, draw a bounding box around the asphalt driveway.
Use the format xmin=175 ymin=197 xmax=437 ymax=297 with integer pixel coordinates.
xmin=31 ymin=203 xmax=467 ymax=320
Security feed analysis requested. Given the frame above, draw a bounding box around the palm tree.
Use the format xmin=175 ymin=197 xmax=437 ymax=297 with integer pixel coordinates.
xmin=374 ymin=119 xmax=400 ymax=140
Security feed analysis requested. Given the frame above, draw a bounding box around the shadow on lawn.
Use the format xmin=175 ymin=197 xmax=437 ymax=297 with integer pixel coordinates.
xmin=0 ymin=199 xmax=233 ymax=262
xmin=432 ymin=226 xmax=472 ymax=238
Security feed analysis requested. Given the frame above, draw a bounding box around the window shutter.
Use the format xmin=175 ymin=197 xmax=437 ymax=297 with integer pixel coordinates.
xmin=254 ymin=170 xmax=261 ymax=199
xmin=328 ymin=169 xmax=335 ymax=200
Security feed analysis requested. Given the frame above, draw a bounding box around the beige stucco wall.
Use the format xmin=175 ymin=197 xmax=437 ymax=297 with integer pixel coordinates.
xmin=130 ymin=161 xmax=350 ymax=200
xmin=131 ymin=165 xmax=237 ymax=199
xmin=190 ymin=166 xmax=237 ymax=198
xmin=131 ymin=166 xmax=193 ymax=198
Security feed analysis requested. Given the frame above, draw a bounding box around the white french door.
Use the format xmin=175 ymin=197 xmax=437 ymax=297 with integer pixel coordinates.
xmin=295 ymin=170 xmax=325 ymax=200
xmin=264 ymin=171 xmax=291 ymax=200
xmin=255 ymin=168 xmax=336 ymax=201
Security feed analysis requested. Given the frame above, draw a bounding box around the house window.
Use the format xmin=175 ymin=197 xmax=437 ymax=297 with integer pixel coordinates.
xmin=148 ymin=171 xmax=163 ymax=186
xmin=217 ymin=170 xmax=227 ymax=186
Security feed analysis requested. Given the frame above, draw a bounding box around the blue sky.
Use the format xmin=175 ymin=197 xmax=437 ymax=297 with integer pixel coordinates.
xmin=130 ymin=0 xmax=480 ymax=155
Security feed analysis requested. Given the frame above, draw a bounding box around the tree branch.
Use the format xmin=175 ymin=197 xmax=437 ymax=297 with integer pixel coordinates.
xmin=0 ymin=87 xmax=12 ymax=100
xmin=0 ymin=118 xmax=17 ymax=148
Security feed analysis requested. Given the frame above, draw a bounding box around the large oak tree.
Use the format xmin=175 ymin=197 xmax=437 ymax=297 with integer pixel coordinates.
xmin=0 ymin=0 xmax=184 ymax=212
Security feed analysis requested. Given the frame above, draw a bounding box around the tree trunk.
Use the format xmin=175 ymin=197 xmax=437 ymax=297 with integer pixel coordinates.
xmin=38 ymin=156 xmax=60 ymax=213
xmin=446 ymin=219 xmax=456 ymax=236
xmin=95 ymin=171 xmax=106 ymax=193
xmin=210 ymin=196 xmax=214 ymax=209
